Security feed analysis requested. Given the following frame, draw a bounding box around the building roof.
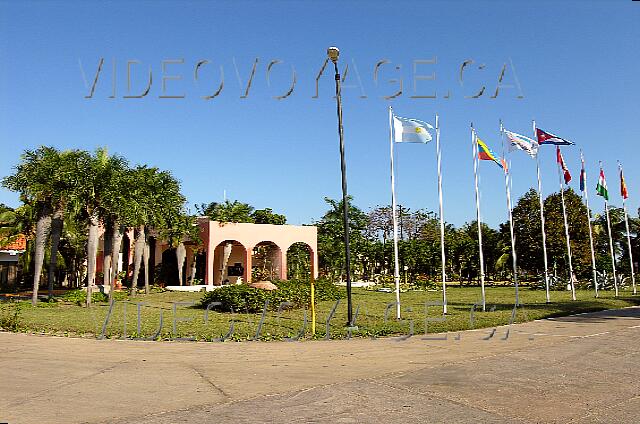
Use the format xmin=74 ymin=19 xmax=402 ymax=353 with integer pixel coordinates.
xmin=0 ymin=235 xmax=27 ymax=252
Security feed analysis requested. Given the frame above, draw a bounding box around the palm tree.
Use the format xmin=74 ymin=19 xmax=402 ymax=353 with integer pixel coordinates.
xmin=45 ymin=149 xmax=89 ymax=297
xmin=74 ymin=148 xmax=127 ymax=307
xmin=161 ymin=213 xmax=200 ymax=286
xmin=127 ymin=166 xmax=186 ymax=294
xmin=3 ymin=147 xmax=65 ymax=304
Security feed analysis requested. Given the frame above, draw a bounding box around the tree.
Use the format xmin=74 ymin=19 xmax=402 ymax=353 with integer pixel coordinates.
xmin=252 ymin=208 xmax=286 ymax=225
xmin=543 ymin=188 xmax=591 ymax=280
xmin=510 ymin=188 xmax=545 ymax=277
xmin=160 ymin=213 xmax=200 ymax=286
xmin=46 ymin=150 xmax=92 ymax=297
xmin=316 ymin=196 xmax=369 ymax=281
xmin=73 ymin=148 xmax=127 ymax=306
xmin=457 ymin=221 xmax=501 ymax=284
xmin=287 ymin=242 xmax=311 ymax=280
xmin=198 ymin=200 xmax=255 ymax=223
xmin=592 ymin=206 xmax=637 ymax=278
xmin=0 ymin=206 xmax=18 ymax=245
xmin=126 ymin=166 xmax=186 ymax=294
xmin=2 ymin=147 xmax=88 ymax=304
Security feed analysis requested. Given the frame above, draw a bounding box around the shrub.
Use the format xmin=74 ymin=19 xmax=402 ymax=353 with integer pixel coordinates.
xmin=413 ymin=278 xmax=438 ymax=290
xmin=0 ymin=301 xmax=23 ymax=330
xmin=61 ymin=289 xmax=109 ymax=305
xmin=200 ymin=279 xmax=344 ymax=313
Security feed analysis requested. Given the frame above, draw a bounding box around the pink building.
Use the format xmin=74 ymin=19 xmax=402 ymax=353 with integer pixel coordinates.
xmin=197 ymin=218 xmax=318 ymax=285
xmin=99 ymin=218 xmax=318 ymax=287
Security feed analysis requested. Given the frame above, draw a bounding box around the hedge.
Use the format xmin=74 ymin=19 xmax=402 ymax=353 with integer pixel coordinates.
xmin=199 ymin=279 xmax=344 ymax=313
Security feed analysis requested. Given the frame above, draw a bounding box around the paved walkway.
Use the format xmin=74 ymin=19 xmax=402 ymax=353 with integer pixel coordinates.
xmin=1 ymin=307 xmax=639 ymax=423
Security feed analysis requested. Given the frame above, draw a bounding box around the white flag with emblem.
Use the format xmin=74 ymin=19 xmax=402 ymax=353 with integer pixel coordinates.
xmin=505 ymin=129 xmax=538 ymax=158
xmin=392 ymin=115 xmax=433 ymax=143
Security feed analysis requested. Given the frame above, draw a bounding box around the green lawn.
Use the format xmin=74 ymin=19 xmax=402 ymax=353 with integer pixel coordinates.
xmin=2 ymin=285 xmax=639 ymax=341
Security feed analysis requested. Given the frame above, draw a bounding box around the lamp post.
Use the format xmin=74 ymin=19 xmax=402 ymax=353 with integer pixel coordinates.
xmin=327 ymin=46 xmax=353 ymax=326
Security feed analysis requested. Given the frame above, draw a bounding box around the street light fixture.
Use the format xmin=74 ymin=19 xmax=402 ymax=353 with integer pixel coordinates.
xmin=327 ymin=46 xmax=353 ymax=326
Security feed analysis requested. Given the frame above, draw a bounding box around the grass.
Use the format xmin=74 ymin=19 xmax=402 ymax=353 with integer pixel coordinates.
xmin=2 ymin=285 xmax=639 ymax=341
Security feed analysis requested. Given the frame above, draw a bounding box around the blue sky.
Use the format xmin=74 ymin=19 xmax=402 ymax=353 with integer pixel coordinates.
xmin=0 ymin=0 xmax=638 ymax=227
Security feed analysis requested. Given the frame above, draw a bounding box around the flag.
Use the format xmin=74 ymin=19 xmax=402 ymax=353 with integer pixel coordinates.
xmin=477 ymin=137 xmax=503 ymax=168
xmin=596 ymin=168 xmax=609 ymax=200
xmin=505 ymin=129 xmax=538 ymax=158
xmin=621 ymin=168 xmax=629 ymax=200
xmin=392 ymin=115 xmax=433 ymax=143
xmin=536 ymin=128 xmax=574 ymax=146
xmin=580 ymin=158 xmax=586 ymax=192
xmin=556 ymin=147 xmax=571 ymax=184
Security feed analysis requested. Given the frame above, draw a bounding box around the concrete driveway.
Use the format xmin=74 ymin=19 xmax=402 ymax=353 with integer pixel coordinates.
xmin=1 ymin=307 xmax=639 ymax=423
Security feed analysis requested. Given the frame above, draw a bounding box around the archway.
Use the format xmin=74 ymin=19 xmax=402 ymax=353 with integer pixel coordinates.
xmin=213 ymin=240 xmax=247 ymax=285
xmin=252 ymin=241 xmax=283 ymax=281
xmin=159 ymin=247 xmax=184 ymax=286
xmin=286 ymin=242 xmax=314 ymax=280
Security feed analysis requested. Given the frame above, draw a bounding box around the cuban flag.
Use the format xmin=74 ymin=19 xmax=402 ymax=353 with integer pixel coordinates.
xmin=536 ymin=128 xmax=574 ymax=146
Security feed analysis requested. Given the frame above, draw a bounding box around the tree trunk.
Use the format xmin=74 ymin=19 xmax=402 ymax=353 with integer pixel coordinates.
xmin=69 ymin=258 xmax=76 ymax=289
xmin=108 ymin=224 xmax=124 ymax=302
xmin=47 ymin=205 xmax=64 ymax=298
xmin=222 ymin=242 xmax=232 ymax=282
xmin=32 ymin=201 xmax=53 ymax=306
xmin=86 ymin=212 xmax=100 ymax=307
xmin=189 ymin=250 xmax=197 ymax=285
xmin=102 ymin=218 xmax=114 ymax=297
xmin=143 ymin=240 xmax=150 ymax=294
xmin=130 ymin=225 xmax=145 ymax=294
xmin=176 ymin=242 xmax=186 ymax=286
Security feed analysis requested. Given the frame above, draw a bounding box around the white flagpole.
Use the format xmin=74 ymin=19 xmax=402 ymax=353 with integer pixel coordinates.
xmin=501 ymin=121 xmax=520 ymax=306
xmin=532 ymin=120 xmax=551 ymax=302
xmin=619 ymin=161 xmax=636 ymax=295
xmin=471 ymin=124 xmax=486 ymax=311
xmin=389 ymin=106 xmax=402 ymax=319
xmin=557 ymin=147 xmax=576 ymax=301
xmin=436 ymin=114 xmax=448 ymax=314
xmin=601 ymin=162 xmax=618 ymax=297
xmin=581 ymin=150 xmax=598 ymax=297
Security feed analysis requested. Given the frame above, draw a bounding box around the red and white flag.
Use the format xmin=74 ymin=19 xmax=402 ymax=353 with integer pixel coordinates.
xmin=557 ymin=147 xmax=571 ymax=184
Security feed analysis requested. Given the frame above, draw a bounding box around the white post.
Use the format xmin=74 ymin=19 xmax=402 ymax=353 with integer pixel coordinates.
xmin=436 ymin=114 xmax=448 ymax=314
xmin=581 ymin=151 xmax=598 ymax=297
xmin=501 ymin=121 xmax=520 ymax=306
xmin=471 ymin=125 xmax=486 ymax=311
xmin=619 ymin=162 xmax=636 ymax=295
xmin=602 ymin=162 xmax=618 ymax=296
xmin=557 ymin=147 xmax=576 ymax=300
xmin=389 ymin=106 xmax=402 ymax=319
xmin=533 ymin=120 xmax=551 ymax=302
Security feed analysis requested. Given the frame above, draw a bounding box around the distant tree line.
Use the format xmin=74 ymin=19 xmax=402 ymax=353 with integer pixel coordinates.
xmin=315 ymin=191 xmax=638 ymax=286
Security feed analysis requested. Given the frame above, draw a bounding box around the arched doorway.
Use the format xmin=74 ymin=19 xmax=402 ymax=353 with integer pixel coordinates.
xmin=252 ymin=241 xmax=283 ymax=281
xmin=159 ymin=247 xmax=186 ymax=286
xmin=286 ymin=242 xmax=314 ymax=280
xmin=213 ymin=240 xmax=247 ymax=285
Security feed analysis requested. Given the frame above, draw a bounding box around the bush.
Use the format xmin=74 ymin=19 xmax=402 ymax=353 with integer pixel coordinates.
xmin=200 ymin=279 xmax=345 ymax=313
xmin=413 ymin=278 xmax=438 ymax=290
xmin=0 ymin=301 xmax=23 ymax=330
xmin=61 ymin=289 xmax=109 ymax=305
